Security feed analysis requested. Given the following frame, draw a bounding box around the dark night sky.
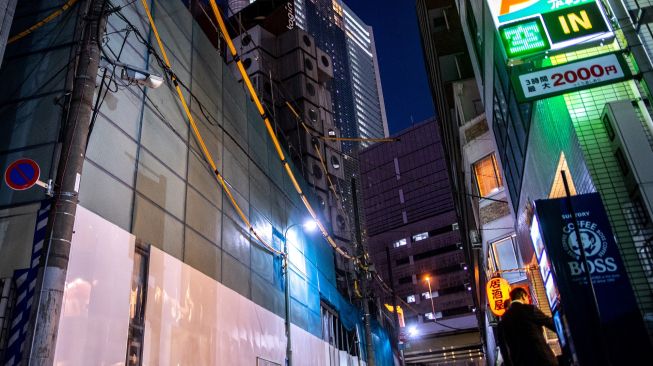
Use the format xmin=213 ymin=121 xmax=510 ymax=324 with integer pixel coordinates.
xmin=344 ymin=0 xmax=435 ymax=134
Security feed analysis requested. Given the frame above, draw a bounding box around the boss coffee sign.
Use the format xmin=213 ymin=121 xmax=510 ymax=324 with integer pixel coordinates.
xmin=489 ymin=0 xmax=614 ymax=58
xmin=533 ymin=193 xmax=652 ymax=364
xmin=512 ymin=52 xmax=631 ymax=102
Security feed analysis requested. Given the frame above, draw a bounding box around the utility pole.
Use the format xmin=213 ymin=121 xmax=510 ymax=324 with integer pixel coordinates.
xmin=385 ymin=246 xmax=404 ymax=366
xmin=351 ymin=178 xmax=375 ymax=366
xmin=25 ymin=0 xmax=106 ymax=364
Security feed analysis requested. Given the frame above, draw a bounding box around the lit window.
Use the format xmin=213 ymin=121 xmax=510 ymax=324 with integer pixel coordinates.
xmin=412 ymin=232 xmax=428 ymax=242
xmin=491 ymin=235 xmax=525 ymax=283
xmin=393 ymin=238 xmax=407 ymax=248
xmin=424 ymin=312 xmax=435 ymax=320
xmin=473 ymin=154 xmax=503 ymax=197
xmin=407 ymin=295 xmax=416 ymax=303
xmin=422 ymin=292 xmax=431 ymax=299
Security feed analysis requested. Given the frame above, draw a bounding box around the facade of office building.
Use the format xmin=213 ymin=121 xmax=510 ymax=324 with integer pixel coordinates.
xmin=419 ymin=0 xmax=653 ymax=363
xmin=360 ymin=120 xmax=483 ymax=365
xmin=301 ymin=0 xmax=389 ymax=241
xmin=0 ymin=0 xmax=394 ymax=364
xmin=261 ymin=0 xmax=389 ymax=149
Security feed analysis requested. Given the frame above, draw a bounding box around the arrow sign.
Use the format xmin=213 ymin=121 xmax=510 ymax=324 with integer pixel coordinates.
xmin=4 ymin=158 xmax=40 ymax=191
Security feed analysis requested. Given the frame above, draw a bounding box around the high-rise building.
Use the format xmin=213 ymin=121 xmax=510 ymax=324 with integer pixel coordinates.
xmin=360 ymin=119 xmax=482 ymax=365
xmin=301 ymin=0 xmax=388 ymax=235
xmin=419 ymin=0 xmax=653 ymax=364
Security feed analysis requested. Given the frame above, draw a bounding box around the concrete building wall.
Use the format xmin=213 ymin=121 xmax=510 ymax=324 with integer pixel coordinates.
xmin=0 ymin=0 xmax=16 ymax=65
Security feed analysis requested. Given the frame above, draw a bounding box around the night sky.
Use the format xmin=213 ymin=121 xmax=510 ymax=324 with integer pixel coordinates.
xmin=344 ymin=0 xmax=435 ymax=134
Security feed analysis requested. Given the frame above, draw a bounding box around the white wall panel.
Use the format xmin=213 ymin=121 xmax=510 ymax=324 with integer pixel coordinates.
xmin=144 ymin=247 xmax=349 ymax=366
xmin=53 ymin=205 xmax=135 ymax=365
xmin=144 ymin=246 xmax=286 ymax=365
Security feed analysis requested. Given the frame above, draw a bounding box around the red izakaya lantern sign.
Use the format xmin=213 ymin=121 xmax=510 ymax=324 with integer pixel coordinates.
xmin=486 ymin=277 xmax=511 ymax=317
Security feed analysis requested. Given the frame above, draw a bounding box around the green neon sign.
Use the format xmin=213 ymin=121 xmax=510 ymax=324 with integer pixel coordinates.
xmin=499 ymin=18 xmax=550 ymax=58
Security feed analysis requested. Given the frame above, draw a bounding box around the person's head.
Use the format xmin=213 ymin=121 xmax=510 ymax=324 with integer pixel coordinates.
xmin=509 ymin=287 xmax=529 ymax=304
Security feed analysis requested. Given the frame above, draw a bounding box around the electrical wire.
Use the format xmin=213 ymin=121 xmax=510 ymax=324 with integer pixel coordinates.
xmin=206 ymin=0 xmax=354 ymax=260
xmin=136 ymin=0 xmax=283 ymax=256
xmin=7 ymin=0 xmax=80 ymax=44
xmin=372 ymin=273 xmax=468 ymax=332
xmin=106 ymin=4 xmax=312 ymax=257
xmin=211 ymin=0 xmax=375 ymax=257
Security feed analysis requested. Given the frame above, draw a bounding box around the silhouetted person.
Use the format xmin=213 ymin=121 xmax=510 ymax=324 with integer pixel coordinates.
xmin=498 ymin=287 xmax=558 ymax=366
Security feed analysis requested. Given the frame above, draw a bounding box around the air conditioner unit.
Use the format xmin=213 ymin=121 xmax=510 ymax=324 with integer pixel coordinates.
xmin=602 ymin=101 xmax=653 ymax=226
xmin=470 ymin=230 xmax=482 ymax=249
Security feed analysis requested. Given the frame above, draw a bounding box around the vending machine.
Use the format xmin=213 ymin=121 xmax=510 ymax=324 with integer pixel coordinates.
xmin=530 ymin=193 xmax=651 ymax=365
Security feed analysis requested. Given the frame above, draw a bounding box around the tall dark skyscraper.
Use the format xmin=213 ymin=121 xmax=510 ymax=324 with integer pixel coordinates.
xmin=360 ymin=119 xmax=482 ymax=364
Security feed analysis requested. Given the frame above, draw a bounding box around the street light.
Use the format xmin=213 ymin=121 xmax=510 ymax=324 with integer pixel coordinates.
xmin=282 ymin=219 xmax=318 ymax=366
xmin=425 ymin=276 xmax=436 ymax=322
xmin=408 ymin=325 xmax=419 ymax=338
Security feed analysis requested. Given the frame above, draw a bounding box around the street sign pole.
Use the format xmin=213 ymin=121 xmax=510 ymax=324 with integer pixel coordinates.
xmin=23 ymin=1 xmax=107 ymax=364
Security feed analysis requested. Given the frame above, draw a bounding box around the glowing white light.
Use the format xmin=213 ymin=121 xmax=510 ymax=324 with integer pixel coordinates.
xmin=408 ymin=326 xmax=419 ymax=337
xmin=303 ymin=219 xmax=318 ymax=232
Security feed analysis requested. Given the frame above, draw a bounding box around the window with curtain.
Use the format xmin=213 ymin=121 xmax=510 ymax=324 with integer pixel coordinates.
xmin=473 ymin=154 xmax=503 ymax=197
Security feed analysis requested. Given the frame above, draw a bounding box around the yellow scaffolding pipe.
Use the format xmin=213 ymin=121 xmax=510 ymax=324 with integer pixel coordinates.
xmin=207 ymin=0 xmax=354 ymax=260
xmin=139 ymin=0 xmax=282 ymax=256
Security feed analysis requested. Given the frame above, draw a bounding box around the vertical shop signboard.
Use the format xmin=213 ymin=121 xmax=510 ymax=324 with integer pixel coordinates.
xmin=534 ymin=193 xmax=652 ymax=365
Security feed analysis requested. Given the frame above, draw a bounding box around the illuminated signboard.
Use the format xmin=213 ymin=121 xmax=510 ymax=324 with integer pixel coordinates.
xmin=486 ymin=277 xmax=511 ymax=317
xmin=490 ymin=0 xmax=613 ymax=58
xmin=512 ymin=52 xmax=631 ymax=102
xmin=489 ymin=0 xmax=595 ymax=26
xmin=500 ymin=18 xmax=550 ymax=57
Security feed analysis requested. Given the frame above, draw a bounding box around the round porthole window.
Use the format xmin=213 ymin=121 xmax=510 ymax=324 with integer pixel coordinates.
xmin=242 ymin=34 xmax=252 ymax=46
xmin=321 ymin=55 xmax=330 ymax=68
xmin=336 ymin=215 xmax=346 ymax=230
xmin=308 ymin=109 xmax=318 ymax=123
xmin=331 ymin=155 xmax=341 ymax=170
xmin=304 ymin=58 xmax=314 ymax=71
xmin=312 ymin=164 xmax=323 ymax=179
xmin=306 ymin=83 xmax=316 ymax=96
xmin=302 ymin=34 xmax=312 ymax=47
xmin=242 ymin=57 xmax=252 ymax=69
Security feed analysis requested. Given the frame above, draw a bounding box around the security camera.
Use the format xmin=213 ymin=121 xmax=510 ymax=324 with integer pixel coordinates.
xmin=120 ymin=66 xmax=164 ymax=89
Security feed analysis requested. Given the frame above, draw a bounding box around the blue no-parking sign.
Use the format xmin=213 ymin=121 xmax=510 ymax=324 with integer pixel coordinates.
xmin=4 ymin=158 xmax=40 ymax=190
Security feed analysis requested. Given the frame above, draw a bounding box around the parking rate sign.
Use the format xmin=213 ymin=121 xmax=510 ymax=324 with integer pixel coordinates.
xmin=512 ymin=53 xmax=630 ymax=102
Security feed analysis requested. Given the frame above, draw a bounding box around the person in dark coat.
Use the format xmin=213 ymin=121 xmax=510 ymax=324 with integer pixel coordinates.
xmin=497 ymin=287 xmax=558 ymax=366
